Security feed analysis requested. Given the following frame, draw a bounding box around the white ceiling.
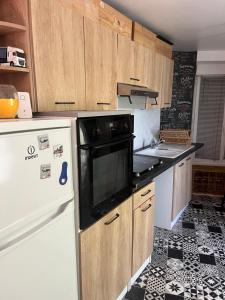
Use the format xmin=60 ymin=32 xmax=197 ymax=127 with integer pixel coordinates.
xmin=105 ymin=0 xmax=225 ymax=51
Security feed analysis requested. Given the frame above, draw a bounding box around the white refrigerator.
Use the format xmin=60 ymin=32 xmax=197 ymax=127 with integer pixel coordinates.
xmin=0 ymin=118 xmax=78 ymax=300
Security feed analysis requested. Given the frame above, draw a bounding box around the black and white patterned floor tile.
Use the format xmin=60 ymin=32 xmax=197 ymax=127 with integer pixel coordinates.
xmin=124 ymin=195 xmax=225 ymax=300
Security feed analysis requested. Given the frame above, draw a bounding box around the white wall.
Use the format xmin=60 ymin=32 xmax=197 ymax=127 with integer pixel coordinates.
xmin=133 ymin=109 xmax=161 ymax=150
xmin=196 ymin=50 xmax=225 ymax=75
xmin=118 ymin=96 xmax=161 ymax=150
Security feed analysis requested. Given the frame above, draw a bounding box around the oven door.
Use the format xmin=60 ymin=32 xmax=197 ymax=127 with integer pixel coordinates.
xmin=78 ymin=136 xmax=133 ymax=230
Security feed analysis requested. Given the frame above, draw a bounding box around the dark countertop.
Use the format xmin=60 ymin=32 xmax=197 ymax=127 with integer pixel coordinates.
xmin=133 ymin=143 xmax=203 ymax=191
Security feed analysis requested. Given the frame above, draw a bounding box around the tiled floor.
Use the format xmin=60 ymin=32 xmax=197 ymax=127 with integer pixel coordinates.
xmin=125 ymin=195 xmax=225 ymax=300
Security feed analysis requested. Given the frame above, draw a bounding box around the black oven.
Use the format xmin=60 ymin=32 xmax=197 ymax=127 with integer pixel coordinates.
xmin=77 ymin=114 xmax=134 ymax=230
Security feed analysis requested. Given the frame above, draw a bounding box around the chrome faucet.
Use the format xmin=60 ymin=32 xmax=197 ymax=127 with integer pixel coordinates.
xmin=150 ymin=138 xmax=165 ymax=148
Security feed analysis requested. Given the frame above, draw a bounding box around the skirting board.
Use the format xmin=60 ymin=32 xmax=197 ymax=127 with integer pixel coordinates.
xmin=116 ymin=286 xmax=128 ymax=300
xmin=116 ymin=256 xmax=151 ymax=300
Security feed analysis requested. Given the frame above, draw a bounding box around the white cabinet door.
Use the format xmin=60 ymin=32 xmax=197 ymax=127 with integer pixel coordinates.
xmin=0 ymin=202 xmax=78 ymax=300
xmin=154 ymin=167 xmax=174 ymax=230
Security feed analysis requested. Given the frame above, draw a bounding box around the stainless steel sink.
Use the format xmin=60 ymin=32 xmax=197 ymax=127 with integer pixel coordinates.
xmin=136 ymin=144 xmax=194 ymax=159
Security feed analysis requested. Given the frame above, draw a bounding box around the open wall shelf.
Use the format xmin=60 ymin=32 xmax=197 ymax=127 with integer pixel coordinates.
xmin=0 ymin=65 xmax=29 ymax=73
xmin=0 ymin=0 xmax=34 ymax=109
xmin=0 ymin=21 xmax=26 ymax=35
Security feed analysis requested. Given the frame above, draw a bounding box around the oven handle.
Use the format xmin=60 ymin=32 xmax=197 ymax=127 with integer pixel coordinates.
xmin=79 ymin=135 xmax=135 ymax=150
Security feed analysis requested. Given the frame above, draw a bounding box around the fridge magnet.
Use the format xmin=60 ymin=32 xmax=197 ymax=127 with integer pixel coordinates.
xmin=59 ymin=161 xmax=68 ymax=185
xmin=38 ymin=134 xmax=49 ymax=150
xmin=53 ymin=144 xmax=63 ymax=158
xmin=40 ymin=164 xmax=51 ymax=179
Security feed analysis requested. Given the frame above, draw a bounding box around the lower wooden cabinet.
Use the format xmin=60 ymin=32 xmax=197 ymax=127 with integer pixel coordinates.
xmin=185 ymin=155 xmax=193 ymax=205
xmin=172 ymin=155 xmax=193 ymax=220
xmin=132 ymin=195 xmax=155 ymax=274
xmin=132 ymin=182 xmax=155 ymax=274
xmin=80 ymin=197 xmax=132 ymax=300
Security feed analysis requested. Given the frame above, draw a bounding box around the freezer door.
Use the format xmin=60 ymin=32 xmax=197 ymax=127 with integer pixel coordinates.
xmin=0 ymin=201 xmax=78 ymax=300
xmin=0 ymin=127 xmax=74 ymax=230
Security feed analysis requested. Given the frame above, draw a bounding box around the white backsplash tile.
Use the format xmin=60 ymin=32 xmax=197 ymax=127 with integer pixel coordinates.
xmin=133 ymin=109 xmax=161 ymax=150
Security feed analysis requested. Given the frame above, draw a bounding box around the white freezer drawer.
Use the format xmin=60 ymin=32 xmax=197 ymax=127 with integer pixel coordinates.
xmin=0 ymin=201 xmax=78 ymax=300
xmin=0 ymin=127 xmax=74 ymax=230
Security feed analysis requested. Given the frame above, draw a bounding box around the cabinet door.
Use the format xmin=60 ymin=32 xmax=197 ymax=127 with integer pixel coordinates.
xmin=162 ymin=57 xmax=174 ymax=107
xmin=172 ymin=159 xmax=186 ymax=220
xmin=80 ymin=198 xmax=132 ymax=300
xmin=153 ymin=54 xmax=174 ymax=108
xmin=132 ymin=196 xmax=155 ymax=274
xmin=133 ymin=43 xmax=145 ymax=85
xmin=84 ymin=18 xmax=117 ymax=110
xmin=185 ymin=155 xmax=193 ymax=204
xmin=143 ymin=46 xmax=155 ymax=88
xmin=153 ymin=53 xmax=164 ymax=108
xmin=30 ymin=0 xmax=86 ymax=111
xmin=117 ymin=34 xmax=135 ymax=84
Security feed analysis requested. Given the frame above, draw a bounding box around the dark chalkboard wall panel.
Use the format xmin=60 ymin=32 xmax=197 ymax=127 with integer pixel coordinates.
xmin=160 ymin=51 xmax=197 ymax=130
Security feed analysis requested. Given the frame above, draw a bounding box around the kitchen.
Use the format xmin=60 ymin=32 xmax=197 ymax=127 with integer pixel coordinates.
xmin=0 ymin=1 xmax=225 ymax=300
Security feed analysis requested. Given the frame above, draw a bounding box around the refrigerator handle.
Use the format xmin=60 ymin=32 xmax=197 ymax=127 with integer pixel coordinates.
xmin=0 ymin=199 xmax=73 ymax=254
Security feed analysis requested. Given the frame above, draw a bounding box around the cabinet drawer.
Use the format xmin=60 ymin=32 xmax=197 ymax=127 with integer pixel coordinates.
xmin=133 ymin=182 xmax=155 ymax=210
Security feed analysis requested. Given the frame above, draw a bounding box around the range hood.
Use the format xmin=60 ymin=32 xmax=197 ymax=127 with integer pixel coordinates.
xmin=117 ymin=83 xmax=159 ymax=99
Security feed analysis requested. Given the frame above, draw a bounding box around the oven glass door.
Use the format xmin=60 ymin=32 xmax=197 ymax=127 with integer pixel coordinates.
xmin=79 ymin=138 xmax=133 ymax=229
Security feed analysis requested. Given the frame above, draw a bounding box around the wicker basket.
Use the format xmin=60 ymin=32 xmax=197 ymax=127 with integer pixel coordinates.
xmin=160 ymin=129 xmax=192 ymax=145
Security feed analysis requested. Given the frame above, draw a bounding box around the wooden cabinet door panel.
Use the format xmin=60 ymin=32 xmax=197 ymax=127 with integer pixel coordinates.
xmin=117 ymin=34 xmax=135 ymax=84
xmin=185 ymin=155 xmax=193 ymax=204
xmin=172 ymin=159 xmax=186 ymax=220
xmin=143 ymin=46 xmax=155 ymax=88
xmin=30 ymin=0 xmax=86 ymax=111
xmin=153 ymin=53 xmax=164 ymax=108
xmin=132 ymin=196 xmax=155 ymax=274
xmin=133 ymin=43 xmax=145 ymax=84
xmin=153 ymin=53 xmax=174 ymax=108
xmin=80 ymin=198 xmax=132 ymax=300
xmin=84 ymin=17 xmax=117 ymax=110
xmin=162 ymin=57 xmax=174 ymax=107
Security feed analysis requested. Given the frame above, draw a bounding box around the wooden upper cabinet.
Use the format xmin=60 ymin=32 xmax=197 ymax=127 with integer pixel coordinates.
xmin=99 ymin=1 xmax=132 ymax=38
xmin=117 ymin=34 xmax=135 ymax=85
xmin=80 ymin=197 xmax=132 ymax=300
xmin=84 ymin=17 xmax=117 ymax=110
xmin=133 ymin=22 xmax=156 ymax=50
xmin=153 ymin=53 xmax=174 ymax=108
xmin=142 ymin=45 xmax=155 ymax=88
xmin=153 ymin=53 xmax=164 ymax=108
xmin=155 ymin=38 xmax=173 ymax=59
xmin=118 ymin=35 xmax=153 ymax=87
xmin=162 ymin=56 xmax=174 ymax=107
xmin=30 ymin=0 xmax=86 ymax=111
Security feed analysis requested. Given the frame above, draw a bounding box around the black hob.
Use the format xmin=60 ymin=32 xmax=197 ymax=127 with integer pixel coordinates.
xmin=133 ymin=154 xmax=163 ymax=177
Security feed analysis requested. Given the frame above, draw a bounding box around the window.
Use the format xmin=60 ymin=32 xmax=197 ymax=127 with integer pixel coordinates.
xmin=193 ymin=76 xmax=225 ymax=164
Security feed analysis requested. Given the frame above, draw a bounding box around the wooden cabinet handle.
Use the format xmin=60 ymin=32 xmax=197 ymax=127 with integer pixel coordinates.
xmin=141 ymin=189 xmax=151 ymax=197
xmin=179 ymin=162 xmax=184 ymax=167
xmin=55 ymin=101 xmax=75 ymax=104
xmin=130 ymin=77 xmax=140 ymax=82
xmin=141 ymin=203 xmax=152 ymax=212
xmin=186 ymin=157 xmax=191 ymax=161
xmin=104 ymin=213 xmax=119 ymax=225
xmin=97 ymin=102 xmax=111 ymax=105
